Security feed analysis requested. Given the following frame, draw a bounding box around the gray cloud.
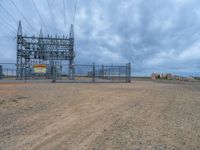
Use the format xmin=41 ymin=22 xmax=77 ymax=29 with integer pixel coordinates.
xmin=0 ymin=0 xmax=200 ymax=76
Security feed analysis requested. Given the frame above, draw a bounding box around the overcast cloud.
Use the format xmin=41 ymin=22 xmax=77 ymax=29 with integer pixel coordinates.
xmin=0 ymin=0 xmax=200 ymax=76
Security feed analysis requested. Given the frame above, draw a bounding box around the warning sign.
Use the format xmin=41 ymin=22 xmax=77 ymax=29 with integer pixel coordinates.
xmin=34 ymin=64 xmax=46 ymax=73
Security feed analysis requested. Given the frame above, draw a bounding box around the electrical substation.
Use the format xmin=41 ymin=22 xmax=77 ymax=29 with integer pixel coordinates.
xmin=0 ymin=21 xmax=131 ymax=83
xmin=16 ymin=21 xmax=75 ymax=81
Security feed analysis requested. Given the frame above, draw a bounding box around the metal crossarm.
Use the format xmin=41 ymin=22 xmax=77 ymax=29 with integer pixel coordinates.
xmin=16 ymin=21 xmax=75 ymax=80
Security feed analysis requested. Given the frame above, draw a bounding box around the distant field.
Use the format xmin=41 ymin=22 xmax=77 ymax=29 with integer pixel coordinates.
xmin=194 ymin=77 xmax=200 ymax=80
xmin=0 ymin=80 xmax=200 ymax=149
xmin=132 ymin=77 xmax=151 ymax=81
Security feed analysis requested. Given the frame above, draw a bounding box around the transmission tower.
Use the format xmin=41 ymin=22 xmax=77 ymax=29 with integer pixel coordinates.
xmin=16 ymin=21 xmax=75 ymax=80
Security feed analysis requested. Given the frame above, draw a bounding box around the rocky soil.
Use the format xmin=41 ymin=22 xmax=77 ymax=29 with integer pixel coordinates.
xmin=0 ymin=80 xmax=200 ymax=150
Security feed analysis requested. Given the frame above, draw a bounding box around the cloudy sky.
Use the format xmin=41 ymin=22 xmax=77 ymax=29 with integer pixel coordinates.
xmin=0 ymin=0 xmax=200 ymax=76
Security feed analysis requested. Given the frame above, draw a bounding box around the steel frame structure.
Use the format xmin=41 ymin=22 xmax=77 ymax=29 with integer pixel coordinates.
xmin=16 ymin=21 xmax=75 ymax=80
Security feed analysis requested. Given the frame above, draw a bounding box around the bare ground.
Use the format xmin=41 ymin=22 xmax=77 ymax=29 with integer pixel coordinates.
xmin=0 ymin=80 xmax=200 ymax=150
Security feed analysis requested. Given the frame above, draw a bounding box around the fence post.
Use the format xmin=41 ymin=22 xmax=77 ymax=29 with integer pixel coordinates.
xmin=102 ymin=64 xmax=104 ymax=79
xmin=92 ymin=62 xmax=95 ymax=82
xmin=25 ymin=67 xmax=27 ymax=83
xmin=0 ymin=65 xmax=2 ymax=79
xmin=109 ymin=67 xmax=111 ymax=80
xmin=118 ymin=67 xmax=120 ymax=81
xmin=127 ymin=63 xmax=131 ymax=83
xmin=52 ymin=65 xmax=56 ymax=83
xmin=111 ymin=64 xmax=113 ymax=82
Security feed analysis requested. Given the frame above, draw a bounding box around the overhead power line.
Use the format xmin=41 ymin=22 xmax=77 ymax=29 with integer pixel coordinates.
xmin=0 ymin=24 xmax=16 ymax=35
xmin=0 ymin=3 xmax=29 ymax=33
xmin=0 ymin=3 xmax=18 ymax=24
xmin=46 ymin=0 xmax=57 ymax=34
xmin=0 ymin=16 xmax=17 ymax=34
xmin=32 ymin=0 xmax=48 ymax=34
xmin=0 ymin=35 xmax=15 ymax=40
xmin=10 ymin=0 xmax=35 ymax=31
xmin=73 ymin=0 xmax=78 ymax=25
xmin=63 ymin=0 xmax=66 ymax=28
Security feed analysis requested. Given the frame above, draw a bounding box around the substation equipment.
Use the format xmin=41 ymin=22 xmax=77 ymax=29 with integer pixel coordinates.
xmin=13 ymin=21 xmax=131 ymax=83
xmin=16 ymin=21 xmax=75 ymax=80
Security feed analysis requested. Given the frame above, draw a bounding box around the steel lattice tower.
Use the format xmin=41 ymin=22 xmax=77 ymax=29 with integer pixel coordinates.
xmin=16 ymin=21 xmax=75 ymax=80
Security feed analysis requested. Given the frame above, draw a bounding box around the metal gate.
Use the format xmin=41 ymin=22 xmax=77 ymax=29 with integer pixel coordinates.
xmin=0 ymin=63 xmax=131 ymax=83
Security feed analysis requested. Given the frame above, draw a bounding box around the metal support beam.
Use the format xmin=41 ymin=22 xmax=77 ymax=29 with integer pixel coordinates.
xmin=16 ymin=21 xmax=75 ymax=81
xmin=52 ymin=65 xmax=56 ymax=83
xmin=126 ymin=63 xmax=131 ymax=83
xmin=68 ymin=24 xmax=75 ymax=80
xmin=92 ymin=62 xmax=95 ymax=82
xmin=0 ymin=65 xmax=2 ymax=79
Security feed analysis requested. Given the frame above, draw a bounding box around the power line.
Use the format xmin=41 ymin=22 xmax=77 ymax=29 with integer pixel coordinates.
xmin=0 ymin=28 xmax=15 ymax=37
xmin=10 ymin=0 xmax=35 ymax=31
xmin=0 ymin=16 xmax=17 ymax=34
xmin=0 ymin=3 xmax=29 ymax=34
xmin=63 ymin=0 xmax=66 ymax=29
xmin=0 ymin=3 xmax=18 ymax=24
xmin=32 ymin=0 xmax=48 ymax=34
xmin=0 ymin=35 xmax=15 ymax=40
xmin=0 ymin=4 xmax=28 ymax=32
xmin=73 ymin=0 xmax=78 ymax=25
xmin=0 ymin=17 xmax=16 ymax=32
xmin=46 ymin=0 xmax=57 ymax=34
xmin=0 ymin=25 xmax=15 ymax=35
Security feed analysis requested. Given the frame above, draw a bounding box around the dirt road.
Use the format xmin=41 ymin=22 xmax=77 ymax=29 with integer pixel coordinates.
xmin=0 ymin=81 xmax=200 ymax=149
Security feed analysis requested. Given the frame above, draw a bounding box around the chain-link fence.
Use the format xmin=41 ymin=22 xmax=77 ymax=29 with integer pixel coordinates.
xmin=0 ymin=63 xmax=16 ymax=79
xmin=0 ymin=63 xmax=131 ymax=83
xmin=86 ymin=63 xmax=131 ymax=83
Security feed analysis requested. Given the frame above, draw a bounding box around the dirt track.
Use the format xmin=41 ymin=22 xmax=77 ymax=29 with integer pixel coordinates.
xmin=0 ymin=80 xmax=200 ymax=150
